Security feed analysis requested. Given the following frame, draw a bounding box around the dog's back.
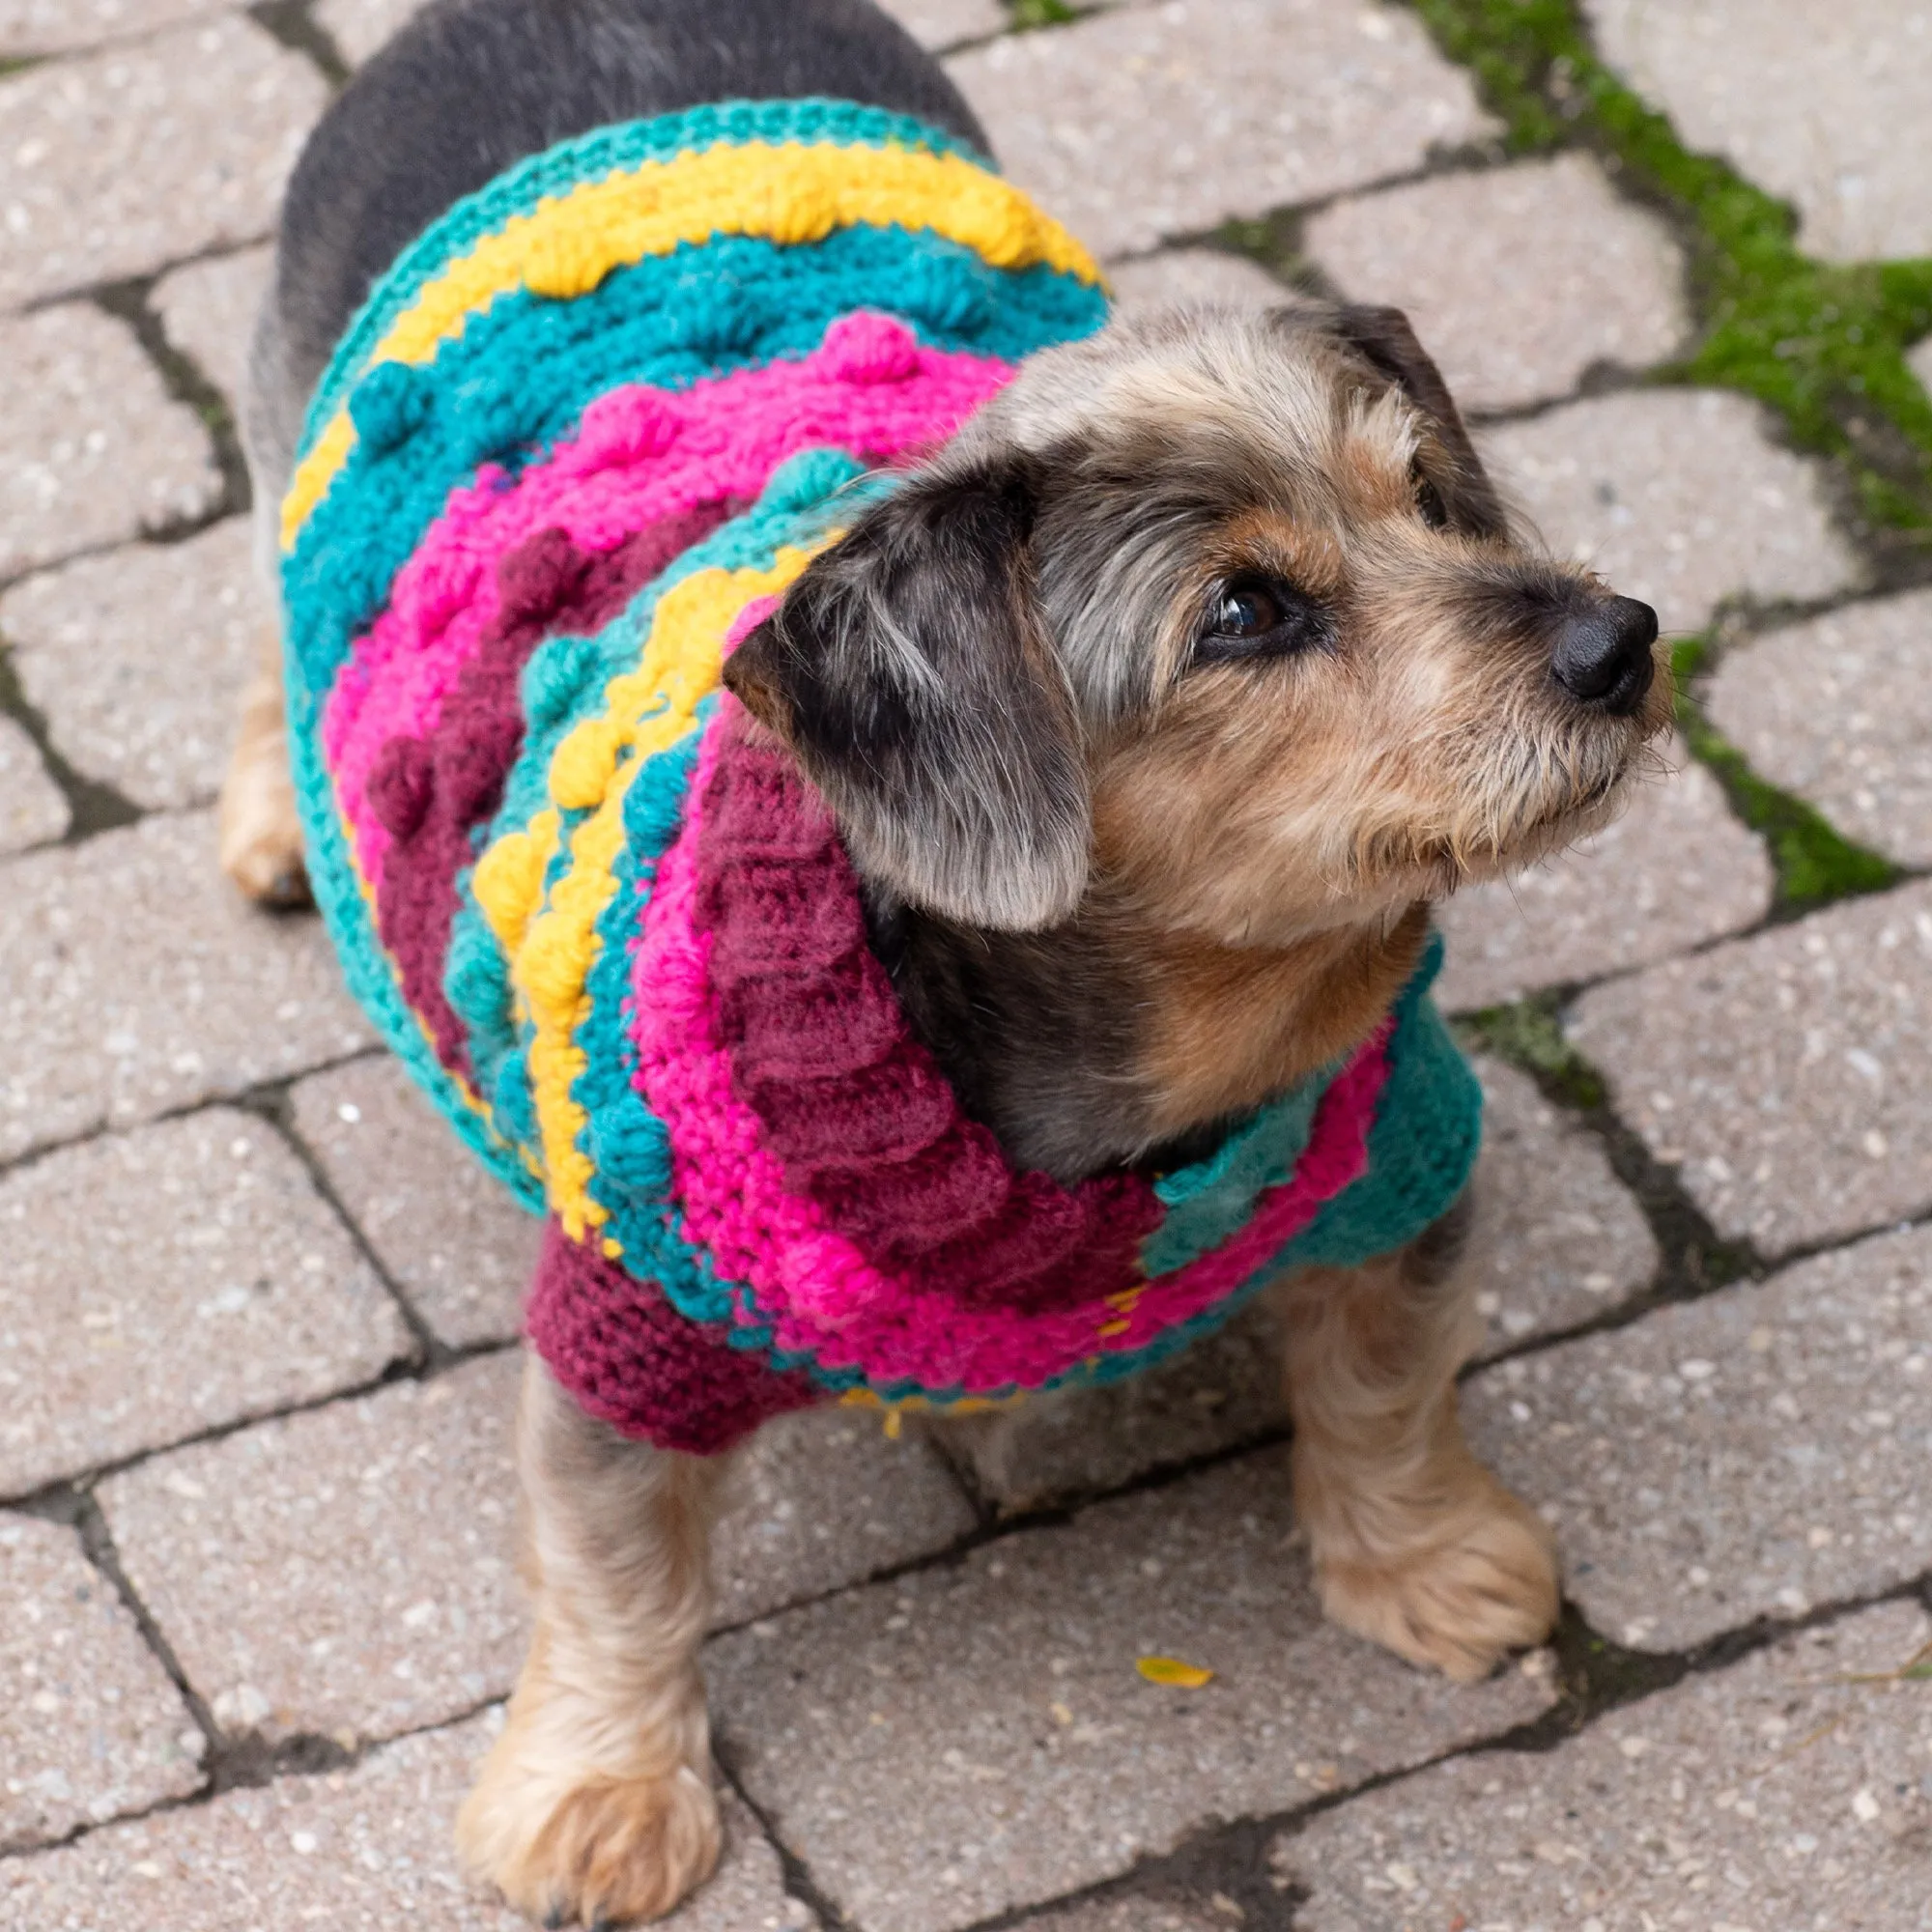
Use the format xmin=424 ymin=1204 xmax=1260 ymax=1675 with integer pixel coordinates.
xmin=247 ymin=0 xmax=988 ymax=509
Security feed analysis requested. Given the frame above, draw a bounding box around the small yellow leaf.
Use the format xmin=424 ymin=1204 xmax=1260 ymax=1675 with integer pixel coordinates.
xmin=1136 ymin=1654 xmax=1214 ymax=1689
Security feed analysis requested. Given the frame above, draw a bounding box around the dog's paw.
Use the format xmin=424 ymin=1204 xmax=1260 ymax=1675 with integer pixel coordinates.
xmin=1312 ymin=1476 xmax=1559 ymax=1682
xmin=457 ymin=1730 xmax=722 ymax=1928
xmin=219 ymin=674 xmax=311 ymax=908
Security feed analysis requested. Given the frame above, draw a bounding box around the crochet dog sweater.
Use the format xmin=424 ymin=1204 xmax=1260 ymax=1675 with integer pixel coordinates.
xmin=281 ymin=99 xmax=1484 ymax=1454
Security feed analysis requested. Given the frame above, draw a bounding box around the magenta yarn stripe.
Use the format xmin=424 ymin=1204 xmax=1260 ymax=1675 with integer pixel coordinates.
xmin=319 ymin=315 xmax=1015 ymax=892
xmin=622 ymin=702 xmax=1396 ymax=1398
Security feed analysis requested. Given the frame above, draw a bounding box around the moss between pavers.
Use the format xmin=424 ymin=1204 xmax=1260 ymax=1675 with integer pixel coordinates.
xmin=1670 ymin=633 xmax=1901 ymax=915
xmin=1005 ymin=0 xmax=1078 ymax=27
xmin=1457 ymin=997 xmax=1605 ymax=1113
xmin=1406 ymin=0 xmax=1932 ymax=545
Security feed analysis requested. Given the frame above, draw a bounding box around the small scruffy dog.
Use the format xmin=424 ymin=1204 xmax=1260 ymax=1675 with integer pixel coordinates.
xmin=221 ymin=0 xmax=1669 ymax=1919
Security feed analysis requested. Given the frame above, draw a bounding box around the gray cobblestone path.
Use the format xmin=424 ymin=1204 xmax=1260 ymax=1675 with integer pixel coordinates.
xmin=1 ymin=2 xmax=1928 ymax=1927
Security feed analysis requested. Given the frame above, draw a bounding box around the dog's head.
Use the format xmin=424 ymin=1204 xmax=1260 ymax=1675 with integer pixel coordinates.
xmin=725 ymin=301 xmax=1670 ymax=948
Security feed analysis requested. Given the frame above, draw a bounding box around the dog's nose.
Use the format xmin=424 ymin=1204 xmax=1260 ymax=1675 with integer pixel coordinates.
xmin=1550 ymin=596 xmax=1659 ymax=713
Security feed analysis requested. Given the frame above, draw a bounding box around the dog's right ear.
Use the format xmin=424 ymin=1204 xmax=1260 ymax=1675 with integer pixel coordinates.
xmin=723 ymin=455 xmax=1090 ymax=932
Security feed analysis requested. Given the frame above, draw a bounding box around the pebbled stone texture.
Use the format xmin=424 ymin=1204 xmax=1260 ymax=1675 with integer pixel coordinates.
xmin=102 ymin=1353 xmax=524 ymax=1748
xmin=714 ymin=1406 xmax=979 ymax=1630
xmin=1466 ymin=1054 xmax=1657 ymax=1356
xmin=0 ymin=1108 xmax=409 ymax=1498
xmin=0 ymin=810 xmax=375 ymax=1165
xmin=0 ymin=717 xmax=67 ymax=856
xmin=1568 ymin=878 xmax=1932 ymax=1255
xmin=1281 ymin=1598 xmax=1932 ymax=1931
xmin=289 ymin=1056 xmax=540 ymax=1350
xmin=313 ymin=0 xmax=430 ymax=65
xmin=1465 ymin=1220 xmax=1932 ymax=1653
xmin=2 ymin=521 xmax=259 ymax=811
xmin=0 ymin=1514 xmax=202 ymax=1847
xmin=1305 ymin=154 xmax=1688 ymax=412
xmin=875 ymin=0 xmax=1005 ymax=49
xmin=1480 ymin=389 xmax=1858 ymax=635
xmin=1010 ymin=1899 xmax=1223 ymax=1932
xmin=711 ymin=1445 xmax=1552 ymax=1932
xmin=0 ymin=305 xmax=220 ymax=581
xmin=0 ymin=0 xmax=222 ymax=58
xmin=0 ymin=16 xmax=325 ymax=309
xmin=945 ymin=0 xmax=1493 ymax=260
xmin=1106 ymin=246 xmax=1288 ymax=316
xmin=1709 ymin=587 xmax=1932 ymax=867
xmin=1587 ymin=0 xmax=1932 ymax=262
xmin=0 ymin=1716 xmax=810 ymax=1931
xmin=153 ymin=243 xmax=272 ymax=412
xmin=1434 ymin=741 xmax=1775 ymax=1010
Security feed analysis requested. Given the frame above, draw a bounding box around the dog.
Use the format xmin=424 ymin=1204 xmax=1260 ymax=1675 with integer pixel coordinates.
xmin=219 ymin=0 xmax=1671 ymax=1919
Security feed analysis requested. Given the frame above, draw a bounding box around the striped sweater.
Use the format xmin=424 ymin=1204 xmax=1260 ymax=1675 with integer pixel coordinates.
xmin=282 ymin=99 xmax=1483 ymax=1453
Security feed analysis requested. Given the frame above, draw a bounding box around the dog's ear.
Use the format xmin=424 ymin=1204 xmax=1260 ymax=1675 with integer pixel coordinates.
xmin=1331 ymin=302 xmax=1507 ymax=538
xmin=724 ymin=454 xmax=1090 ymax=932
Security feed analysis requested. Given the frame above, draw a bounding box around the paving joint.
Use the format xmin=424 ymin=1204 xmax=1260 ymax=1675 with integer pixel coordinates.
xmin=245 ymin=0 xmax=351 ymax=89
xmin=710 ymin=1752 xmax=853 ymax=1930
xmin=0 ymin=628 xmax=145 ymax=843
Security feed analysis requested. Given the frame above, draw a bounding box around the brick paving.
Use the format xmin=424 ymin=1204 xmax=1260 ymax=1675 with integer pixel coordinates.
xmin=1 ymin=3 xmax=1928 ymax=1928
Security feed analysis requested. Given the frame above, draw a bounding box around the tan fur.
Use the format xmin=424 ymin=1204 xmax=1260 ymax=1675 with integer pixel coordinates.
xmin=219 ymin=627 xmax=309 ymax=907
xmin=1270 ymin=1236 xmax=1559 ymax=1682
xmin=456 ymin=1357 xmax=727 ymax=1925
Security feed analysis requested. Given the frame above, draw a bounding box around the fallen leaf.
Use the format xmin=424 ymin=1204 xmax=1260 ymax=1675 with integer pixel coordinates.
xmin=1136 ymin=1654 xmax=1214 ymax=1688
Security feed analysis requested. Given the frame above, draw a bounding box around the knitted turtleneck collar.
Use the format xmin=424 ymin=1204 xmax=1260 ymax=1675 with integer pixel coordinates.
xmin=282 ymin=100 xmax=1482 ymax=1452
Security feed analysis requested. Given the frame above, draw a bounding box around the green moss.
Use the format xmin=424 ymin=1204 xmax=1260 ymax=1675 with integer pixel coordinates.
xmin=1006 ymin=0 xmax=1077 ymax=27
xmin=1407 ymin=0 xmax=1932 ymax=544
xmin=1455 ymin=998 xmax=1605 ymax=1110
xmin=1670 ymin=635 xmax=1901 ymax=913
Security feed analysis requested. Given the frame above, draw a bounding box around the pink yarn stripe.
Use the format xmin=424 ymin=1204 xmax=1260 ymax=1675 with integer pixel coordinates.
xmin=319 ymin=315 xmax=1014 ymax=891
xmin=625 ymin=703 xmax=1394 ymax=1396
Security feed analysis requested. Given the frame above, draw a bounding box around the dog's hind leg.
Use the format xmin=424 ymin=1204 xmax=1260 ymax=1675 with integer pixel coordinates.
xmin=219 ymin=621 xmax=309 ymax=906
xmin=1271 ymin=1198 xmax=1559 ymax=1682
xmin=459 ymin=1354 xmax=726 ymax=1927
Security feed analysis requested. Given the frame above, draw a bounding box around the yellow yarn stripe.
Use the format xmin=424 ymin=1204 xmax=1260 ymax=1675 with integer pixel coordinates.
xmin=281 ymin=140 xmax=1102 ymax=549
xmin=472 ymin=546 xmax=825 ymax=1239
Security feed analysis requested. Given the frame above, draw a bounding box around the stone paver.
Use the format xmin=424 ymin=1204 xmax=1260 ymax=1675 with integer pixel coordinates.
xmin=0 ymin=718 xmax=66 ymax=855
xmin=0 ymin=1515 xmax=201 ymax=1848
xmin=1012 ymin=1900 xmax=1223 ymax=1932
xmin=2 ymin=521 xmax=257 ymax=811
xmin=0 ymin=1108 xmax=408 ymax=1498
xmin=1306 ymin=155 xmax=1688 ymax=412
xmin=153 ymin=243 xmax=271 ymax=411
xmin=714 ymin=1406 xmax=979 ymax=1630
xmin=314 ymin=0 xmax=430 ymax=65
xmin=0 ymin=1715 xmax=810 ymax=1931
xmin=1912 ymin=331 xmax=1932 ymax=403
xmin=1106 ymin=246 xmax=1286 ymax=316
xmin=0 ymin=16 xmax=325 ymax=310
xmin=1569 ymin=878 xmax=1932 ymax=1255
xmin=289 ymin=1057 xmax=540 ymax=1350
xmin=1433 ymin=740 xmax=1775 ymax=1010
xmin=1587 ymin=0 xmax=1932 ymax=262
xmin=1466 ymin=1220 xmax=1932 ymax=1654
xmin=0 ymin=0 xmax=221 ymax=59
xmin=1481 ymin=389 xmax=1858 ymax=636
xmin=1280 ymin=1598 xmax=1932 ymax=1931
xmin=101 ymin=1353 xmax=524 ymax=1748
xmin=1710 ymin=587 xmax=1932 ymax=867
xmin=0 ymin=305 xmax=219 ymax=581
xmin=0 ymin=810 xmax=375 ymax=1164
xmin=1467 ymin=1055 xmax=1658 ymax=1354
xmin=946 ymin=1 xmax=1492 ymax=261
xmin=876 ymin=0 xmax=1004 ymax=49
xmin=711 ymin=1444 xmax=1552 ymax=1932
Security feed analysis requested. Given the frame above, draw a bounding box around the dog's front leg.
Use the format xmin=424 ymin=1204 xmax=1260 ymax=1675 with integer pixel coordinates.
xmin=1272 ymin=1203 xmax=1559 ymax=1681
xmin=459 ymin=1355 xmax=725 ymax=1926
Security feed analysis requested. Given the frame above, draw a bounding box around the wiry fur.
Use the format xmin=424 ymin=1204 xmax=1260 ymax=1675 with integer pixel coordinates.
xmin=219 ymin=3 xmax=1673 ymax=1921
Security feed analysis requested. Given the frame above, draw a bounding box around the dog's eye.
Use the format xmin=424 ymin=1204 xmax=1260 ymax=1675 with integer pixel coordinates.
xmin=1414 ymin=472 xmax=1450 ymax=530
xmin=1194 ymin=574 xmax=1329 ymax=666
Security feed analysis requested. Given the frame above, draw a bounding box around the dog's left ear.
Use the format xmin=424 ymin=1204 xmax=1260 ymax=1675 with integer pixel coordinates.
xmin=724 ymin=454 xmax=1090 ymax=932
xmin=1332 ymin=302 xmax=1508 ymax=538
